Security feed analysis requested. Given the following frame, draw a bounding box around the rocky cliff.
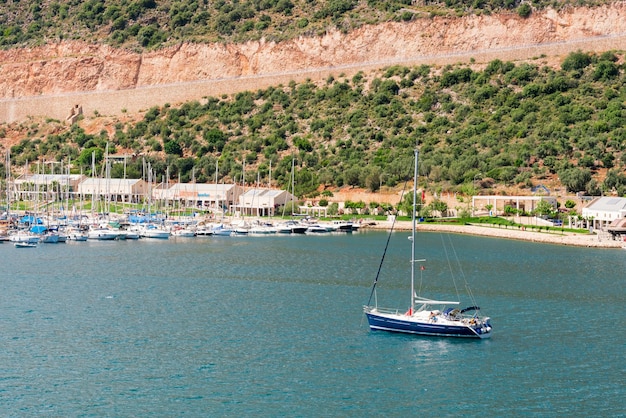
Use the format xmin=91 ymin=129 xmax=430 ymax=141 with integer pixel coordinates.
xmin=1 ymin=4 xmax=625 ymax=122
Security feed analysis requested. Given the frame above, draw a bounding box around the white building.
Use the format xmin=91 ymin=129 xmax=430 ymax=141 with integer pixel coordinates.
xmin=152 ymin=183 xmax=243 ymax=211
xmin=581 ymin=197 xmax=626 ymax=231
xmin=77 ymin=178 xmax=149 ymax=203
xmin=12 ymin=173 xmax=86 ymax=201
xmin=231 ymin=188 xmax=296 ymax=217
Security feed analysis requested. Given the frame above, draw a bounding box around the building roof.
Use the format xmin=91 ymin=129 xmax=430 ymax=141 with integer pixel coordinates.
xmin=79 ymin=178 xmax=144 ymax=187
xmin=607 ymin=218 xmax=626 ymax=233
xmin=14 ymin=174 xmax=85 ymax=184
xmin=161 ymin=183 xmax=238 ymax=192
xmin=241 ymin=188 xmax=285 ymax=197
xmin=583 ymin=197 xmax=626 ymax=212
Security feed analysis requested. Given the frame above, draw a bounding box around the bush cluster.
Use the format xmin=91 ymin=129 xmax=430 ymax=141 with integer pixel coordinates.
xmin=0 ymin=0 xmax=612 ymax=49
xmin=4 ymin=51 xmax=626 ymax=199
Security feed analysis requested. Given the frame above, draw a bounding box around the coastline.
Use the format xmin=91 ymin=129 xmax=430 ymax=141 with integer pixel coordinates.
xmin=364 ymin=221 xmax=624 ymax=249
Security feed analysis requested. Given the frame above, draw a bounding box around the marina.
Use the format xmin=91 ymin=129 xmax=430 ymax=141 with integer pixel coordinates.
xmin=0 ymin=210 xmax=364 ymax=244
xmin=0 ymin=231 xmax=624 ymax=415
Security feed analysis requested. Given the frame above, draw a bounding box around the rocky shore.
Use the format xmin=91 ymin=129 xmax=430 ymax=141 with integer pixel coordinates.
xmin=364 ymin=221 xmax=624 ymax=249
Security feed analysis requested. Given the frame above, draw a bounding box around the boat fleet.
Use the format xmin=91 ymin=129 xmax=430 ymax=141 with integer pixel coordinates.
xmin=1 ymin=214 xmax=363 ymax=247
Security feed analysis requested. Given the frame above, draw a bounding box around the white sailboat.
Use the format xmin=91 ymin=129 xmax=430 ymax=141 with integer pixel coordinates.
xmin=363 ymin=149 xmax=492 ymax=339
xmin=14 ymin=241 xmax=38 ymax=248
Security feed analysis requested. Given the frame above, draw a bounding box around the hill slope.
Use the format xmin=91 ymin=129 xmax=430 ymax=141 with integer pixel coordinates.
xmin=1 ymin=4 xmax=625 ymax=122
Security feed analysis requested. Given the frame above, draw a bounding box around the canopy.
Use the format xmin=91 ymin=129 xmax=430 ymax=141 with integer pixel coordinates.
xmin=20 ymin=215 xmax=43 ymax=225
xmin=30 ymin=225 xmax=47 ymax=234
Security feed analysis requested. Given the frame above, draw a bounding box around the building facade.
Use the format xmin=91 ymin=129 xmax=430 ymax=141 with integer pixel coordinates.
xmin=231 ymin=188 xmax=296 ymax=217
xmin=581 ymin=197 xmax=626 ymax=231
xmin=77 ymin=178 xmax=149 ymax=203
xmin=152 ymin=183 xmax=243 ymax=212
xmin=12 ymin=173 xmax=86 ymax=201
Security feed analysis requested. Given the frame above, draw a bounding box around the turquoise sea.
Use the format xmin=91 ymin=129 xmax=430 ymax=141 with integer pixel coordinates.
xmin=1 ymin=231 xmax=624 ymax=416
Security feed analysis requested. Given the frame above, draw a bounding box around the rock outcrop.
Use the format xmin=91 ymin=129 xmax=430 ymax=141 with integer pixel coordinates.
xmin=1 ymin=4 xmax=625 ymax=122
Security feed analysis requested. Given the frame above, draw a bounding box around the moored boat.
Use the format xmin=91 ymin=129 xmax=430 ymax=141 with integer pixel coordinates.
xmin=139 ymin=224 xmax=170 ymax=239
xmin=305 ymin=223 xmax=328 ymax=233
xmin=276 ymin=220 xmax=307 ymax=234
xmin=248 ymin=221 xmax=277 ymax=234
xmin=195 ymin=225 xmax=214 ymax=236
xmin=331 ymin=220 xmax=354 ymax=232
xmin=41 ymin=231 xmax=60 ymax=243
xmin=69 ymin=232 xmax=89 ymax=241
xmin=211 ymin=224 xmax=233 ymax=236
xmin=171 ymin=226 xmax=196 ymax=237
xmin=14 ymin=241 xmax=38 ymax=248
xmin=88 ymin=226 xmax=123 ymax=240
xmin=9 ymin=231 xmax=40 ymax=244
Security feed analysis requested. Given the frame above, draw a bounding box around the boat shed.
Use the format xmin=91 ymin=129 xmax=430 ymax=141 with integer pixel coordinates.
xmin=77 ymin=178 xmax=149 ymax=203
xmin=12 ymin=173 xmax=86 ymax=201
xmin=582 ymin=197 xmax=626 ymax=232
xmin=231 ymin=188 xmax=295 ymax=217
xmin=152 ymin=183 xmax=243 ymax=212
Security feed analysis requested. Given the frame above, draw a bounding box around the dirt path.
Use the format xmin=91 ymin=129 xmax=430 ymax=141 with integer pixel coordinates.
xmin=364 ymin=220 xmax=624 ymax=248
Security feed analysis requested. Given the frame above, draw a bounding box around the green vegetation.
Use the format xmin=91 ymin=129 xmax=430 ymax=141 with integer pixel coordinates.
xmin=0 ymin=0 xmax=615 ymax=50
xmin=2 ymin=50 xmax=626 ymax=201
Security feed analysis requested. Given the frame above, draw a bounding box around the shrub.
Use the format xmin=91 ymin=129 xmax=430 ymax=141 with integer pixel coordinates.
xmin=517 ymin=3 xmax=531 ymax=18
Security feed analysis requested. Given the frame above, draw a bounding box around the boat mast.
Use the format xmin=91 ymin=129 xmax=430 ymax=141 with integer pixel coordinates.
xmin=410 ymin=148 xmax=418 ymax=314
xmin=291 ymin=156 xmax=295 ymax=216
xmin=5 ymin=149 xmax=10 ymax=219
xmin=90 ymin=151 xmax=96 ymax=220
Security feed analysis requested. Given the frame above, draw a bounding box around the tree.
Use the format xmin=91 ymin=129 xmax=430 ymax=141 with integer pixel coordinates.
xmin=517 ymin=3 xmax=531 ymax=18
xmin=328 ymin=202 xmax=339 ymax=216
xmin=533 ymin=199 xmax=555 ymax=217
xmin=137 ymin=25 xmax=164 ymax=48
xmin=564 ymin=200 xmax=576 ymax=209
xmin=78 ymin=147 xmax=103 ymax=167
xmin=283 ymin=200 xmax=299 ymax=216
xmin=399 ymin=190 xmax=425 ymax=216
xmin=429 ymin=199 xmax=448 ymax=218
xmin=504 ymin=205 xmax=517 ymax=216
xmin=365 ymin=166 xmax=382 ymax=192
xmin=558 ymin=167 xmax=592 ymax=193
xmin=343 ymin=167 xmax=361 ymax=187
xmin=561 ymin=51 xmax=593 ymax=72
xmin=164 ymin=140 xmax=183 ymax=156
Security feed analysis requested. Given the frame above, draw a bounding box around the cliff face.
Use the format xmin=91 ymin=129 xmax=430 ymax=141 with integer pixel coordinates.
xmin=0 ymin=4 xmax=625 ymax=122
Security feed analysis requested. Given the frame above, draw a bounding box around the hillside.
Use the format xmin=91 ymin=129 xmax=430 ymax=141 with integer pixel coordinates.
xmin=1 ymin=4 xmax=625 ymax=122
xmin=1 ymin=4 xmax=626 ymax=207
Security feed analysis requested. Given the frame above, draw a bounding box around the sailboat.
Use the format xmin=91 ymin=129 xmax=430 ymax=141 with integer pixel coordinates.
xmin=363 ymin=149 xmax=492 ymax=339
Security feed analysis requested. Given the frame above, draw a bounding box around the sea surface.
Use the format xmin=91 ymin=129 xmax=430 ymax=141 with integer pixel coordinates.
xmin=1 ymin=231 xmax=624 ymax=416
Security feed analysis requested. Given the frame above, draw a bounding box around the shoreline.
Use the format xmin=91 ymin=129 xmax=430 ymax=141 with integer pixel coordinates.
xmin=363 ymin=221 xmax=624 ymax=249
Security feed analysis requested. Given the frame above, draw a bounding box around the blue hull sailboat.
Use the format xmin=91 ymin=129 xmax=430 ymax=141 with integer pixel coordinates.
xmin=363 ymin=149 xmax=492 ymax=339
xmin=364 ymin=303 xmax=491 ymax=338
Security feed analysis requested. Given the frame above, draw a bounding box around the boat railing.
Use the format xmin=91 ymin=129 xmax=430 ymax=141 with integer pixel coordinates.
xmin=364 ymin=306 xmax=405 ymax=315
